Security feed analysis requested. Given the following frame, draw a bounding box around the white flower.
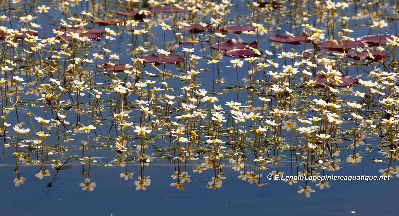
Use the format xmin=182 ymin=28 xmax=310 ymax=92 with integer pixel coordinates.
xmin=298 ymin=186 xmax=315 ymax=198
xmin=230 ymin=59 xmax=244 ymax=67
xmin=372 ymin=20 xmax=388 ymax=28
xmin=79 ymin=178 xmax=96 ymax=191
xmin=14 ymin=176 xmax=26 ymax=187
xmin=35 ymin=170 xmax=50 ymax=180
xmin=134 ymin=126 xmax=151 ymax=135
xmin=120 ymin=172 xmax=133 ymax=180
xmin=38 ymin=5 xmax=50 ymax=13
xmin=80 ymin=125 xmax=96 ymax=133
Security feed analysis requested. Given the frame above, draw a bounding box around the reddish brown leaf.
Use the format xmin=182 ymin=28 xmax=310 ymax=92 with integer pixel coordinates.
xmin=347 ymin=51 xmax=387 ymax=60
xmin=313 ymin=74 xmax=358 ymax=87
xmin=358 ymin=34 xmax=397 ymax=46
xmin=179 ymin=23 xmax=216 ymax=33
xmin=210 ymin=39 xmax=257 ymax=50
xmin=268 ymin=35 xmax=311 ymax=44
xmin=91 ymin=17 xmax=126 ymax=26
xmin=140 ymin=54 xmax=184 ymax=65
xmin=224 ymin=49 xmax=260 ymax=58
xmin=219 ymin=25 xmax=255 ymax=34
xmin=116 ymin=10 xmax=152 ymax=20
xmin=103 ymin=63 xmax=133 ymax=72
xmin=318 ymin=40 xmax=364 ymax=52
xmin=149 ymin=6 xmax=189 ymax=13
xmin=59 ymin=27 xmax=106 ymax=34
xmin=56 ymin=27 xmax=105 ymax=41
xmin=256 ymin=1 xmax=283 ymax=8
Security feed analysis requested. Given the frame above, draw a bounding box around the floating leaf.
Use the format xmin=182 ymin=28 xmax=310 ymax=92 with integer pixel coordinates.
xmin=179 ymin=23 xmax=216 ymax=33
xmin=57 ymin=27 xmax=105 ymax=41
xmin=141 ymin=54 xmax=184 ymax=65
xmin=59 ymin=27 xmax=106 ymax=34
xmin=219 ymin=25 xmax=255 ymax=34
xmin=347 ymin=51 xmax=387 ymax=60
xmin=302 ymin=49 xmax=321 ymax=58
xmin=210 ymin=39 xmax=257 ymax=50
xmin=358 ymin=34 xmax=397 ymax=46
xmin=318 ymin=40 xmax=364 ymax=52
xmin=91 ymin=17 xmax=126 ymax=26
xmin=268 ymin=35 xmax=311 ymax=44
xmin=103 ymin=63 xmax=133 ymax=72
xmin=340 ymin=75 xmax=359 ymax=87
xmin=149 ymin=6 xmax=189 ymax=13
xmin=225 ymin=49 xmax=260 ymax=58
xmin=313 ymin=74 xmax=359 ymax=87
xmin=116 ymin=10 xmax=152 ymax=20
xmin=256 ymin=1 xmax=283 ymax=8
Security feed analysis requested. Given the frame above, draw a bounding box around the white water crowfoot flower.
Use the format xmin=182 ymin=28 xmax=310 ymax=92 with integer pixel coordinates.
xmin=231 ymin=161 xmax=244 ymax=171
xmin=207 ymin=176 xmax=224 ymax=189
xmin=80 ymin=178 xmax=96 ymax=191
xmin=316 ymin=180 xmax=330 ymax=190
xmin=379 ymin=168 xmax=392 ymax=177
xmin=346 ymin=153 xmax=362 ymax=164
xmin=14 ymin=176 xmax=26 ymax=187
xmin=80 ymin=125 xmax=96 ymax=133
xmin=20 ymin=15 xmax=33 ymax=23
xmin=13 ymin=125 xmax=30 ymax=134
xmin=35 ymin=170 xmax=50 ymax=179
xmin=316 ymin=134 xmax=330 ymax=141
xmin=120 ymin=172 xmax=134 ymax=180
xmin=371 ymin=20 xmax=388 ymax=28
xmin=134 ymin=176 xmax=151 ymax=190
xmin=170 ymin=180 xmax=185 ymax=190
xmin=298 ymin=186 xmax=315 ymax=198
xmin=38 ymin=5 xmax=50 ymax=13
xmin=347 ymin=102 xmax=363 ymax=109
xmin=13 ymin=76 xmax=24 ymax=82
xmin=35 ymin=117 xmax=50 ymax=124
xmin=157 ymin=49 xmax=170 ymax=55
xmin=248 ymin=171 xmax=261 ymax=184
xmin=230 ymin=59 xmax=243 ymax=67
xmin=134 ymin=126 xmax=151 ymax=136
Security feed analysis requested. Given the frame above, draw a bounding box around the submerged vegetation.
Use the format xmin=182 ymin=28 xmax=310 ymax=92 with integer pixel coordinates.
xmin=0 ymin=0 xmax=398 ymax=197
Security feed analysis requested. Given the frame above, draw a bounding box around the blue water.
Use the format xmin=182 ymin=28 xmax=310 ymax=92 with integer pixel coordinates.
xmin=0 ymin=0 xmax=398 ymax=215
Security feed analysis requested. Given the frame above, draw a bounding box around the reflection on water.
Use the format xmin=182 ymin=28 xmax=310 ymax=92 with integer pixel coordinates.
xmin=0 ymin=0 xmax=398 ymax=213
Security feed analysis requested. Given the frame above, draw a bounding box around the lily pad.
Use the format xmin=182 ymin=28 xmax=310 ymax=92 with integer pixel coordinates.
xmin=210 ymin=39 xmax=257 ymax=50
xmin=59 ymin=27 xmax=106 ymax=34
xmin=225 ymin=49 xmax=260 ymax=58
xmin=313 ymin=74 xmax=359 ymax=87
xmin=219 ymin=25 xmax=256 ymax=34
xmin=57 ymin=27 xmax=105 ymax=41
xmin=116 ymin=10 xmax=152 ymax=20
xmin=141 ymin=54 xmax=184 ymax=65
xmin=358 ymin=34 xmax=397 ymax=46
xmin=347 ymin=51 xmax=387 ymax=60
xmin=149 ymin=6 xmax=189 ymax=13
xmin=103 ymin=63 xmax=133 ymax=72
xmin=318 ymin=40 xmax=364 ymax=52
xmin=268 ymin=35 xmax=311 ymax=44
xmin=179 ymin=23 xmax=216 ymax=33
xmin=256 ymin=1 xmax=283 ymax=8
xmin=91 ymin=17 xmax=126 ymax=26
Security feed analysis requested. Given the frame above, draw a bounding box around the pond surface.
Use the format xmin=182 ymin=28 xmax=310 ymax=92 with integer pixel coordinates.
xmin=0 ymin=0 xmax=398 ymax=215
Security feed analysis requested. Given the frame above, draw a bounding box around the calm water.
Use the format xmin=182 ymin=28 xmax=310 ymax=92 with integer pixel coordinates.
xmin=0 ymin=0 xmax=398 ymax=215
